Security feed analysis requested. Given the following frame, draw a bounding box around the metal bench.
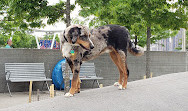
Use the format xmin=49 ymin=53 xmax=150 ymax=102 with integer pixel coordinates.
xmin=5 ymin=63 xmax=52 ymax=96
xmin=62 ymin=62 xmax=103 ymax=88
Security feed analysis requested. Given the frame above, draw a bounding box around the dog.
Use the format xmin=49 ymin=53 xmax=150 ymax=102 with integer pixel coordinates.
xmin=61 ymin=24 xmax=144 ymax=97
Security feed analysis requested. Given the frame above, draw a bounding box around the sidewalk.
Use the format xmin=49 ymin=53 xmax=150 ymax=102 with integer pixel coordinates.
xmin=0 ymin=92 xmax=28 ymax=109
xmin=0 ymin=91 xmax=65 ymax=109
xmin=1 ymin=72 xmax=188 ymax=111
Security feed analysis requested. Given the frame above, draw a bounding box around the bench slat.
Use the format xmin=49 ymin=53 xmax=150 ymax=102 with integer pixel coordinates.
xmin=9 ymin=75 xmax=46 ymax=78
xmin=9 ymin=77 xmax=47 ymax=80
xmin=62 ymin=62 xmax=103 ymax=80
xmin=5 ymin=63 xmax=44 ymax=65
xmin=10 ymin=78 xmax=52 ymax=82
xmin=5 ymin=63 xmax=52 ymax=96
xmin=6 ymin=67 xmax=44 ymax=70
xmin=9 ymin=75 xmax=46 ymax=77
xmin=6 ymin=70 xmax=44 ymax=73
xmin=5 ymin=63 xmax=51 ymax=82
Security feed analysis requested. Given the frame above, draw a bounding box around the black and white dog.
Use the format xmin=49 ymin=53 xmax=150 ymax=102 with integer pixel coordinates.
xmin=61 ymin=24 xmax=144 ymax=97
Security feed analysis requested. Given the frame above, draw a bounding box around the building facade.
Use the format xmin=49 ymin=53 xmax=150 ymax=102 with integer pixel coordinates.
xmin=151 ymin=28 xmax=186 ymax=51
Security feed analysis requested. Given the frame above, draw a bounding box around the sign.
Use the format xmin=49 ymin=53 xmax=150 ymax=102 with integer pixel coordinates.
xmin=39 ymin=40 xmax=60 ymax=49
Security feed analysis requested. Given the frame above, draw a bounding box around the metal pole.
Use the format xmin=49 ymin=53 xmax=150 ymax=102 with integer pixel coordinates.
xmin=35 ymin=36 xmax=40 ymax=49
xmin=60 ymin=33 xmax=62 ymax=50
xmin=50 ymin=34 xmax=56 ymax=49
xmin=10 ymin=31 xmax=13 ymax=40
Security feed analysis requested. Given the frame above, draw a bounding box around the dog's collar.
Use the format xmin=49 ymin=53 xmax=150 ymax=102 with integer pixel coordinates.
xmin=70 ymin=44 xmax=79 ymax=56
xmin=70 ymin=50 xmax=75 ymax=56
xmin=63 ymin=35 xmax=68 ymax=42
xmin=70 ymin=44 xmax=80 ymax=46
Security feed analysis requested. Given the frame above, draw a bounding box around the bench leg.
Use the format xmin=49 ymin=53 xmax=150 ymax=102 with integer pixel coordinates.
xmin=29 ymin=81 xmax=33 ymax=103
xmin=92 ymin=80 xmax=100 ymax=88
xmin=3 ymin=83 xmax=7 ymax=94
xmin=7 ymin=82 xmax=12 ymax=97
xmin=92 ymin=80 xmax=95 ymax=88
xmin=45 ymin=81 xmax=50 ymax=91
xmin=96 ymin=80 xmax=100 ymax=88
xmin=41 ymin=81 xmax=45 ymax=91
xmin=41 ymin=81 xmax=50 ymax=91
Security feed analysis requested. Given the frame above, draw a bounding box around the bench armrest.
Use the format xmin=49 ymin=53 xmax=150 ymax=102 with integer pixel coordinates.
xmin=5 ymin=71 xmax=11 ymax=80
xmin=95 ymin=69 xmax=102 ymax=77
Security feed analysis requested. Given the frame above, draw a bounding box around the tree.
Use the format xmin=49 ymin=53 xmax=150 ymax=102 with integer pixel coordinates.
xmin=12 ymin=31 xmax=37 ymax=48
xmin=43 ymin=34 xmax=60 ymax=42
xmin=66 ymin=0 xmax=71 ymax=27
xmin=76 ymin=0 xmax=188 ymax=78
xmin=0 ymin=31 xmax=37 ymax=48
xmin=0 ymin=0 xmax=75 ymax=31
xmin=0 ymin=0 xmax=75 ymax=49
xmin=64 ymin=0 xmax=71 ymax=95
xmin=0 ymin=31 xmax=10 ymax=48
xmin=130 ymin=24 xmax=178 ymax=47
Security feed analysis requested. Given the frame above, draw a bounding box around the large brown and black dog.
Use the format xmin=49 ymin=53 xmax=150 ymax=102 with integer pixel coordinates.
xmin=61 ymin=24 xmax=144 ymax=97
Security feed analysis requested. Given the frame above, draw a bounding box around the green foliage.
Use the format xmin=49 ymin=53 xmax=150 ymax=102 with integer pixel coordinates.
xmin=0 ymin=31 xmax=37 ymax=48
xmin=42 ymin=34 xmax=60 ymax=42
xmin=130 ymin=24 xmax=178 ymax=47
xmin=0 ymin=0 xmax=73 ymax=48
xmin=77 ymin=0 xmax=188 ymax=46
xmin=71 ymin=17 xmax=89 ymax=26
xmin=175 ymin=38 xmax=182 ymax=50
xmin=55 ymin=34 xmax=60 ymax=43
xmin=12 ymin=32 xmax=37 ymax=48
xmin=0 ymin=32 xmax=10 ymax=48
xmin=43 ymin=35 xmax=54 ymax=40
xmin=0 ymin=0 xmax=75 ymax=31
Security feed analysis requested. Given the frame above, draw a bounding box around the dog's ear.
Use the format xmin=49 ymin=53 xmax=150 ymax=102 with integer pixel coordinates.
xmin=69 ymin=27 xmax=81 ymax=44
xmin=61 ymin=30 xmax=68 ymax=43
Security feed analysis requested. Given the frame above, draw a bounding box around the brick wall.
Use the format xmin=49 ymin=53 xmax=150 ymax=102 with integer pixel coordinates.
xmin=0 ymin=49 xmax=187 ymax=92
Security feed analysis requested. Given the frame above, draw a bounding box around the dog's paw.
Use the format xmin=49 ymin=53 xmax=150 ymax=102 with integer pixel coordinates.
xmin=64 ymin=92 xmax=74 ymax=97
xmin=114 ymin=82 xmax=120 ymax=86
xmin=75 ymin=90 xmax=80 ymax=94
xmin=118 ymin=85 xmax=126 ymax=90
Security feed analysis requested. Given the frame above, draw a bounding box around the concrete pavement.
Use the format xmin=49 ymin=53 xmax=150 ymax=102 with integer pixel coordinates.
xmin=1 ymin=72 xmax=188 ymax=111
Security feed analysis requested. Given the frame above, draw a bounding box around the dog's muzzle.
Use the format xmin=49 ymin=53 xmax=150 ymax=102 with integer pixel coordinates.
xmin=89 ymin=38 xmax=94 ymax=49
xmin=90 ymin=44 xmax=94 ymax=49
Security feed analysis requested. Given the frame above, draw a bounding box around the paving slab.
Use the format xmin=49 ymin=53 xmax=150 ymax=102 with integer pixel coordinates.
xmin=1 ymin=72 xmax=188 ymax=111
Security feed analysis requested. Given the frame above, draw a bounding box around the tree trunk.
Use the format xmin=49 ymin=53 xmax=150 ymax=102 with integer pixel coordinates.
xmin=66 ymin=0 xmax=71 ymax=27
xmin=64 ymin=0 xmax=71 ymax=95
xmin=64 ymin=62 xmax=70 ymax=95
xmin=146 ymin=26 xmax=151 ymax=78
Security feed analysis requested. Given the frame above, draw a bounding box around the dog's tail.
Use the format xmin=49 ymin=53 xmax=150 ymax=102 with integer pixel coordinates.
xmin=128 ymin=41 xmax=144 ymax=56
